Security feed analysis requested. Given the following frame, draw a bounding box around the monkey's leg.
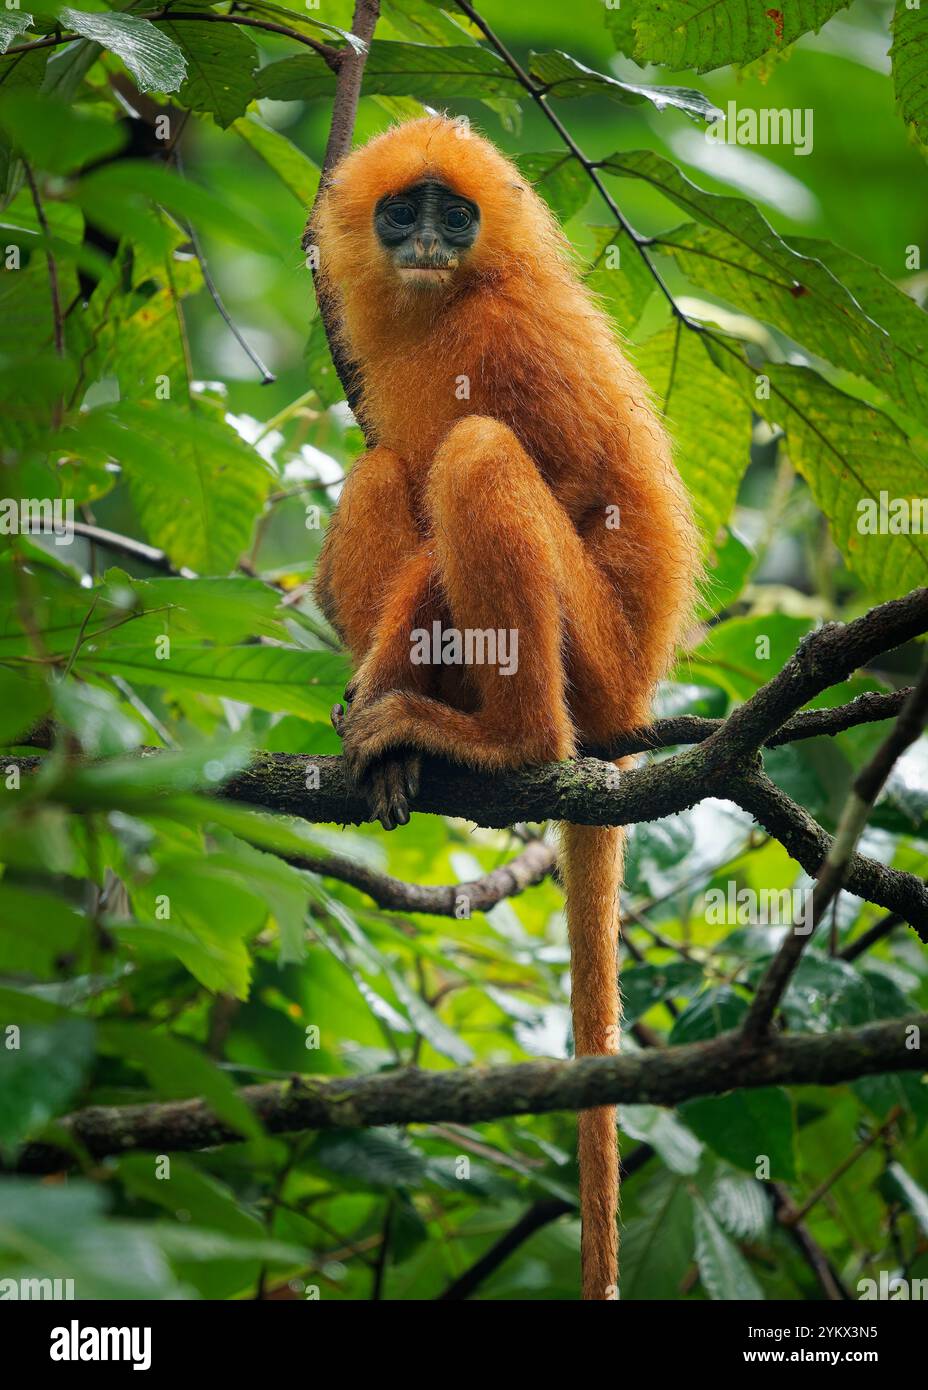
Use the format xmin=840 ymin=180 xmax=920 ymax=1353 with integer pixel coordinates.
xmin=317 ymin=446 xmax=438 ymax=827
xmin=341 ymin=416 xmax=585 ymax=778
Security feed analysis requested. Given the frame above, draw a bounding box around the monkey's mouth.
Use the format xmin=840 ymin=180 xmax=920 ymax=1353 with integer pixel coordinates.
xmin=396 ymin=260 xmax=458 ymax=288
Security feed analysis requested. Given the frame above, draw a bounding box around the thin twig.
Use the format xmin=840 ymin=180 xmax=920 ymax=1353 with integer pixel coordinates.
xmin=781 ymin=1107 xmax=904 ymax=1229
xmin=741 ymin=664 xmax=928 ymax=1043
xmin=452 ymin=0 xmax=696 ymax=330
xmin=24 ymin=162 xmax=65 ymax=366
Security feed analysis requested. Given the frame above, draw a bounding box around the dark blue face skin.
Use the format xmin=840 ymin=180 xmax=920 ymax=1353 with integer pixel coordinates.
xmin=374 ymin=180 xmax=480 ymax=287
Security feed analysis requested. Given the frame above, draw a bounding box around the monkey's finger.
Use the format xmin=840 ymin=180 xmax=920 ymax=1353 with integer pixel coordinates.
xmin=343 ymin=678 xmax=358 ymax=706
xmin=402 ymin=753 xmax=422 ymax=802
xmin=331 ymin=702 xmax=346 ymax=737
xmin=382 ymin=761 xmax=409 ymax=830
xmin=363 ymin=762 xmax=395 ymax=832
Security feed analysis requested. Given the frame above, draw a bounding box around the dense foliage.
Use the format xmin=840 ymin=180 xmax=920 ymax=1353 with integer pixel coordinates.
xmin=1 ymin=0 xmax=927 ymax=1300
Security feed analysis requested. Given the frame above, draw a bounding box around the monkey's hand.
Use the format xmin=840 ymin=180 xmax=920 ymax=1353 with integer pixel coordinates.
xmin=331 ymin=688 xmax=421 ymax=832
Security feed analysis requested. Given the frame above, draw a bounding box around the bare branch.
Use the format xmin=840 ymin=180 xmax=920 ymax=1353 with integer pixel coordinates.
xmin=286 ymin=837 xmax=556 ymax=915
xmin=16 ymin=1015 xmax=927 ymax=1173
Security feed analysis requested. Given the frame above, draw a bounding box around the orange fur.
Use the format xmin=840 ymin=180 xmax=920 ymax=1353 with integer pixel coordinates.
xmin=312 ymin=116 xmax=700 ymax=1299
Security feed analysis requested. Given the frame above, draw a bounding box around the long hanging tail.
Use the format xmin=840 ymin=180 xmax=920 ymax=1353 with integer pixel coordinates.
xmin=560 ymin=821 xmax=624 ymax=1301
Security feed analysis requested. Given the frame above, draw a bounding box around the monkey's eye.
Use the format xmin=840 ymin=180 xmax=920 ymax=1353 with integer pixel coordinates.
xmin=444 ymin=206 xmax=472 ymax=230
xmin=386 ymin=202 xmax=416 ymax=227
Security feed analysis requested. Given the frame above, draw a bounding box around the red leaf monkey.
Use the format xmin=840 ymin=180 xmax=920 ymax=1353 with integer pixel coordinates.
xmin=308 ymin=116 xmax=699 ymax=1299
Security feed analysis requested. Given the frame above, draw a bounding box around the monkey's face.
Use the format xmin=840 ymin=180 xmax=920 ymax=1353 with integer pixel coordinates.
xmin=374 ymin=180 xmax=480 ymax=290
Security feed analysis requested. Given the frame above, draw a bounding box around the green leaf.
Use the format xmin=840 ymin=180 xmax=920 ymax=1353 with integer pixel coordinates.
xmin=256 ymin=41 xmax=519 ymax=102
xmin=311 ymin=1130 xmax=427 ymax=1189
xmin=891 ymin=0 xmax=928 ymax=152
xmin=744 ymin=363 xmax=928 ymax=600
xmin=608 ymin=0 xmax=852 ymax=75
xmin=59 ymin=8 xmax=187 ymax=93
xmin=53 ymin=678 xmax=143 ymax=757
xmin=76 ymin=160 xmax=271 ymax=255
xmin=101 ymin=1024 xmax=262 ymax=1139
xmin=158 ymin=19 xmax=257 ymax=128
xmin=788 ymin=235 xmax=928 ymax=428
xmin=584 ymin=225 xmax=657 ymax=331
xmin=632 ymin=323 xmax=750 ymax=547
xmin=527 ymin=50 xmax=721 ymax=124
xmin=304 ymin=313 xmax=344 ymax=407
xmin=210 ymin=829 xmax=313 ymax=964
xmin=620 ymin=1104 xmax=703 ymax=1174
xmin=128 ymin=576 xmax=289 ymax=645
xmin=622 ymin=1170 xmax=693 ymax=1299
xmin=0 ymin=884 xmax=87 ymax=978
xmin=79 ymin=403 xmax=273 ymax=574
xmin=0 ymin=664 xmax=49 ymax=743
xmin=233 ymin=114 xmax=320 ymax=205
xmin=886 ymin=1161 xmax=928 ymax=1236
xmin=709 ymin=1172 xmax=770 ymax=1240
xmin=778 ymin=952 xmax=874 ymax=1033
xmin=682 ymin=1088 xmax=797 ymax=1180
xmin=0 ymin=1019 xmax=94 ymax=1157
xmin=0 ymin=88 xmax=126 ymax=174
xmin=693 ymin=1195 xmax=764 ymax=1300
xmin=684 ymin=614 xmax=813 ymax=702
xmin=0 ymin=1180 xmax=186 ymax=1298
xmin=601 ymin=152 xmax=920 ymax=424
xmin=670 ymin=986 xmax=747 ymax=1044
xmin=0 ymin=13 xmax=35 ymax=54
xmin=80 ymin=642 xmax=347 ymax=722
xmin=515 ymin=151 xmax=589 ymax=225
xmin=621 ymin=960 xmax=702 ymax=1025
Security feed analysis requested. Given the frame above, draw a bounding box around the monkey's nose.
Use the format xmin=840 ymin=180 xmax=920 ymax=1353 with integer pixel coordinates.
xmin=416 ymin=232 xmax=439 ymax=257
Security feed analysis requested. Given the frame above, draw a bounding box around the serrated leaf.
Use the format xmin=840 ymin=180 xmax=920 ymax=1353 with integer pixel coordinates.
xmin=311 ymin=1129 xmax=427 ymax=1189
xmin=602 ymin=152 xmax=922 ymax=426
xmin=891 ymin=1 xmax=928 ymax=152
xmin=608 ymin=0 xmax=852 ymax=75
xmin=158 ymin=19 xmax=257 ymax=128
xmin=632 ymin=323 xmax=750 ymax=547
xmin=79 ymin=403 xmax=272 ymax=574
xmin=516 ymin=151 xmax=589 ymax=225
xmin=693 ymin=1195 xmax=764 ymax=1300
xmin=742 ymin=362 xmax=928 ymax=600
xmin=584 ymin=225 xmax=656 ymax=331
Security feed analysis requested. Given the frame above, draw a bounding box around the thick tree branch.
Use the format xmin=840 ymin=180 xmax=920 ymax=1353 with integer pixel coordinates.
xmin=16 ymin=1015 xmax=926 ymax=1173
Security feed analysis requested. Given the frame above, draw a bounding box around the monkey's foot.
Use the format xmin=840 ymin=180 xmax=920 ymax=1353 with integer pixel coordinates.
xmin=334 ymin=695 xmax=421 ymax=831
xmin=359 ymin=751 xmax=422 ymax=831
